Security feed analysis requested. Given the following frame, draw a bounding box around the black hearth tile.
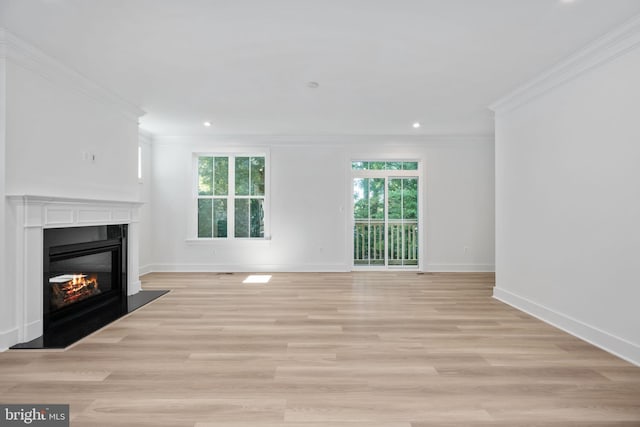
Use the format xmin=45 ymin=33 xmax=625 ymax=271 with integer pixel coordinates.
xmin=128 ymin=290 xmax=169 ymax=312
xmin=9 ymin=290 xmax=169 ymax=350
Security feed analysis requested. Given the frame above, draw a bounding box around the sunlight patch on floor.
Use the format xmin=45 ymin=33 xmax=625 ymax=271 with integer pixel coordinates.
xmin=242 ymin=274 xmax=272 ymax=284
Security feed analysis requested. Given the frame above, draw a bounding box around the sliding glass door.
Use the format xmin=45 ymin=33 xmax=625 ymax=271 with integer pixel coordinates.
xmin=352 ymin=161 xmax=420 ymax=269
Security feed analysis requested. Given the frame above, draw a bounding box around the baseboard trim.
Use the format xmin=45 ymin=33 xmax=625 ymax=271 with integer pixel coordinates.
xmin=141 ymin=263 xmax=496 ymax=273
xmin=25 ymin=320 xmax=42 ymax=343
xmin=0 ymin=327 xmax=19 ymax=352
xmin=139 ymin=264 xmax=153 ymax=276
xmin=493 ymin=287 xmax=640 ymax=367
xmin=427 ymin=264 xmax=495 ymax=272
xmin=147 ymin=263 xmax=351 ymax=273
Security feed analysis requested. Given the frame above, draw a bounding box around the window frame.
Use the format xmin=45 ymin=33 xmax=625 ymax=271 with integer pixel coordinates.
xmin=192 ymin=151 xmax=270 ymax=241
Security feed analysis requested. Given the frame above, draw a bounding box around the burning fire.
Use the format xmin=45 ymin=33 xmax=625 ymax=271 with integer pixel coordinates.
xmin=51 ymin=274 xmax=101 ymax=309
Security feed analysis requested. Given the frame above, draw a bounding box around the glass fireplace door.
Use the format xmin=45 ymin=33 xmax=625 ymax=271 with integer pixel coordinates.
xmin=48 ymin=249 xmax=117 ymax=312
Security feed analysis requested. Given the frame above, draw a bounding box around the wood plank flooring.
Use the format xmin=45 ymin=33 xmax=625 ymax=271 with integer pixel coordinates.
xmin=1 ymin=272 xmax=639 ymax=426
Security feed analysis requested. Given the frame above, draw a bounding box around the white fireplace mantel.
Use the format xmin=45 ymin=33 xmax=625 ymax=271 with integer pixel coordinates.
xmin=7 ymin=195 xmax=143 ymax=344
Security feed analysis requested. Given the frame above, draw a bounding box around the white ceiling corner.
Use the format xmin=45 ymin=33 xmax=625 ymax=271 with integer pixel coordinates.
xmin=2 ymin=28 xmax=145 ymax=121
xmin=490 ymin=13 xmax=640 ymax=115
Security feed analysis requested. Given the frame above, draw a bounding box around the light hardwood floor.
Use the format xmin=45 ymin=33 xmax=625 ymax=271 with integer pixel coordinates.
xmin=1 ymin=272 xmax=639 ymax=426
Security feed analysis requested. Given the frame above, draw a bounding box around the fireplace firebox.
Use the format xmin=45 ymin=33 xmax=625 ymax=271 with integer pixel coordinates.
xmin=42 ymin=225 xmax=128 ymax=346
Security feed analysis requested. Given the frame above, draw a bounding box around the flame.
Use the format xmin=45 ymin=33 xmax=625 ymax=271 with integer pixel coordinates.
xmin=51 ymin=274 xmax=101 ymax=309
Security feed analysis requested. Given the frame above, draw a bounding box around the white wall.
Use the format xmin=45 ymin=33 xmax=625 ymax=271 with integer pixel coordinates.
xmin=149 ymin=136 xmax=495 ymax=272
xmin=5 ymin=61 xmax=140 ymax=201
xmin=493 ymin=26 xmax=640 ymax=365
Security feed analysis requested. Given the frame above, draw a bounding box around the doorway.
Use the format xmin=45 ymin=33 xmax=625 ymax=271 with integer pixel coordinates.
xmin=352 ymin=161 xmax=420 ymax=269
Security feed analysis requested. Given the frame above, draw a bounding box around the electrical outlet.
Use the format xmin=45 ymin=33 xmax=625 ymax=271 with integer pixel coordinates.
xmin=83 ymin=151 xmax=96 ymax=163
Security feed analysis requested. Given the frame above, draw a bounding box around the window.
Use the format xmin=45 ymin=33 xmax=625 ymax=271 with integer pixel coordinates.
xmin=196 ymin=154 xmax=266 ymax=239
xmin=351 ymin=161 xmax=418 ymax=171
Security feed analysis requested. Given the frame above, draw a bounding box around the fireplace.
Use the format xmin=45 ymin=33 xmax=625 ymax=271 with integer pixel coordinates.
xmin=42 ymin=225 xmax=127 ymax=346
xmin=2 ymin=195 xmax=152 ymax=351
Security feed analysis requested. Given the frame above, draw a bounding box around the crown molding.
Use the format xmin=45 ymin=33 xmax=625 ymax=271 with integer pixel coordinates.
xmin=0 ymin=28 xmax=145 ymax=121
xmin=490 ymin=13 xmax=640 ymax=116
xmin=150 ymin=133 xmax=494 ymax=147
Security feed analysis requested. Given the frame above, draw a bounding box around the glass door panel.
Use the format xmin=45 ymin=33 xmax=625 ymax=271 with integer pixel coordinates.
xmin=353 ymin=178 xmax=385 ymax=266
xmin=387 ymin=178 xmax=418 ymax=267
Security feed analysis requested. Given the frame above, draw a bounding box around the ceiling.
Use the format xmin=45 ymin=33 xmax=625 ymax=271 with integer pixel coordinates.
xmin=2 ymin=0 xmax=640 ymax=137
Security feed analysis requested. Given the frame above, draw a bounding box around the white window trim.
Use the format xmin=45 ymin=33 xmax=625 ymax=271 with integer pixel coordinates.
xmin=189 ymin=150 xmax=270 ymax=241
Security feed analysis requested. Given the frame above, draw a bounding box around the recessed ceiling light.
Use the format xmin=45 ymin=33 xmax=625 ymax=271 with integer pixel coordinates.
xmin=307 ymin=81 xmax=319 ymax=89
xmin=412 ymin=122 xmax=421 ymax=129
xmin=203 ymin=121 xmax=211 ymax=127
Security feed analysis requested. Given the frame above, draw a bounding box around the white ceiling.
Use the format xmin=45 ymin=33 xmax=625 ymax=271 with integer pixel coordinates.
xmin=2 ymin=0 xmax=640 ymax=136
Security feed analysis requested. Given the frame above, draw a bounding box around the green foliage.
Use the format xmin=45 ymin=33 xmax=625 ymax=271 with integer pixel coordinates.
xmin=250 ymin=199 xmax=264 ymax=237
xmin=235 ymin=157 xmax=250 ymax=195
xmin=251 ymin=157 xmax=265 ymax=196
xmin=235 ymin=199 xmax=249 ymax=237
xmin=199 ymin=156 xmax=230 ymax=196
xmin=234 ymin=198 xmax=264 ymax=238
xmin=353 ymin=178 xmax=385 ymax=219
xmin=354 ymin=178 xmax=417 ymax=220
xmin=198 ymin=157 xmax=214 ymax=195
xmin=197 ymin=199 xmax=213 ymax=238
xmin=214 ymin=157 xmax=228 ymax=195
xmin=351 ymin=161 xmax=419 ymax=171
xmin=213 ymin=199 xmax=227 ymax=237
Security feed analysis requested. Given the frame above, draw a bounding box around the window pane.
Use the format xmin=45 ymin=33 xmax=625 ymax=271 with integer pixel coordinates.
xmin=213 ymin=199 xmax=227 ymax=237
xmin=197 ymin=199 xmax=213 ymax=238
xmin=250 ymin=157 xmax=265 ymax=196
xmin=235 ymin=199 xmax=249 ymax=237
xmin=402 ymin=161 xmax=418 ymax=170
xmin=198 ymin=157 xmax=213 ymax=196
xmin=370 ymin=161 xmax=386 ymax=170
xmin=353 ymin=178 xmax=369 ymax=219
xmin=403 ymin=178 xmax=418 ymax=220
xmin=352 ymin=161 xmax=368 ymax=170
xmin=235 ymin=157 xmax=250 ymax=195
xmin=386 ymin=162 xmax=402 ymax=170
xmin=250 ymin=198 xmax=264 ymax=238
xmin=388 ymin=178 xmax=402 ymax=220
xmin=369 ymin=178 xmax=385 ymax=219
xmin=214 ymin=157 xmax=228 ymax=196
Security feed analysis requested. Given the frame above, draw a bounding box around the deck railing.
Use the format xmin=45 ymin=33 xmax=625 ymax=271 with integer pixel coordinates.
xmin=354 ymin=219 xmax=418 ymax=266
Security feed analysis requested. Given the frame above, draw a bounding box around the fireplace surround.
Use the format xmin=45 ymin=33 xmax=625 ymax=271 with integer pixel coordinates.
xmin=6 ymin=195 xmax=143 ymax=347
